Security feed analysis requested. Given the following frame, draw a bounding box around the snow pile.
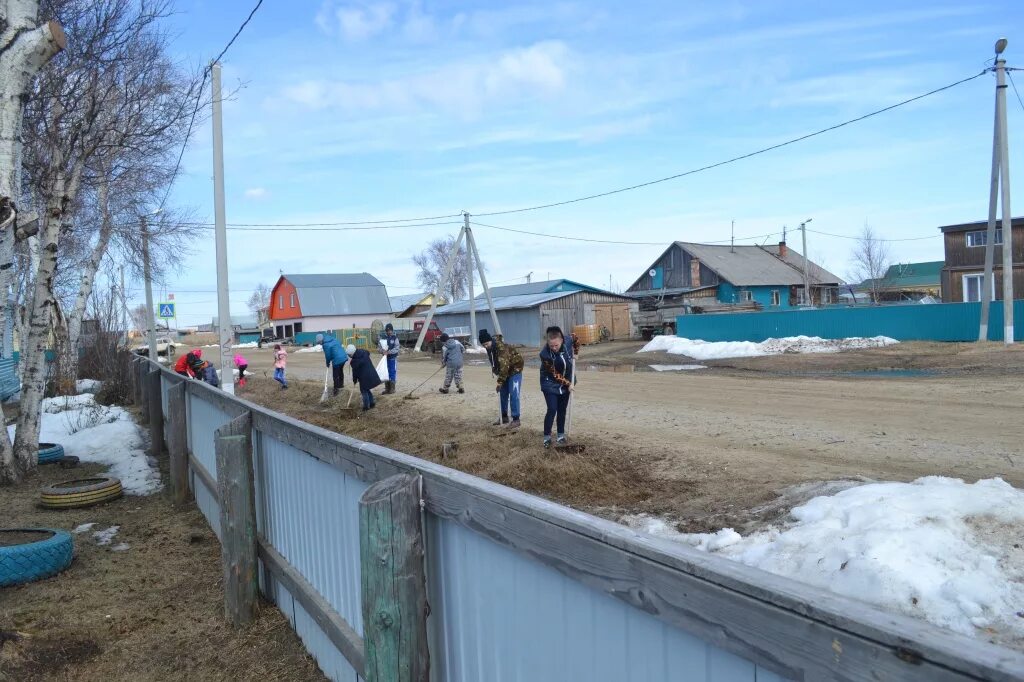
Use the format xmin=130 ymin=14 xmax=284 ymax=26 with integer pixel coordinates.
xmin=75 ymin=379 xmax=102 ymax=394
xmin=10 ymin=394 xmax=161 ymax=495
xmin=627 ymin=477 xmax=1024 ymax=643
xmin=464 ymin=346 xmax=487 ymax=354
xmin=92 ymin=526 xmax=120 ymax=546
xmin=649 ymin=364 xmax=707 ymax=371
xmin=73 ymin=523 xmax=96 ymax=534
xmin=296 ymin=344 xmax=322 ymax=353
xmin=231 ymin=341 xmax=258 ymax=349
xmin=639 ymin=335 xmax=899 ymax=360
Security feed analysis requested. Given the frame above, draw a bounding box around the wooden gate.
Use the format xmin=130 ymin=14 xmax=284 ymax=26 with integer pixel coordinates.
xmin=594 ymin=304 xmax=631 ymax=339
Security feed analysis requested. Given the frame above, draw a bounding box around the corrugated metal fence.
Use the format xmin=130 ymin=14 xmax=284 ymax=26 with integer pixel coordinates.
xmin=139 ymin=357 xmax=1024 ymax=681
xmin=676 ymin=300 xmax=1024 ymax=343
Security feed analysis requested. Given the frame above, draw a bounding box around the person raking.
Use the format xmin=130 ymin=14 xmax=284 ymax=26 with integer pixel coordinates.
xmin=479 ymin=329 xmax=523 ymax=428
xmin=438 ymin=333 xmax=465 ymax=394
xmin=348 ymin=344 xmax=382 ymax=411
xmin=234 ymin=353 xmax=248 ymax=387
xmin=539 ymin=325 xmax=577 ymax=448
xmin=174 ymin=349 xmax=203 ymax=378
xmin=272 ymin=343 xmax=288 ymax=390
xmin=317 ymin=333 xmax=349 ymax=396
xmin=380 ymin=323 xmax=400 ymax=394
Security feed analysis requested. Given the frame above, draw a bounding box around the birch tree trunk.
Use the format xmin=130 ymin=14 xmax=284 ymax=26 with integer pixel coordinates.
xmin=0 ymin=0 xmax=65 ymax=485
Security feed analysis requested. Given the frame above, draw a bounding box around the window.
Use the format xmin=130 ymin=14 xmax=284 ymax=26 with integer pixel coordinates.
xmin=770 ymin=290 xmax=780 ymax=306
xmin=290 ymin=293 xmax=296 ymax=307
xmin=821 ymin=288 xmax=832 ymax=305
xmin=962 ymin=274 xmax=996 ymax=302
xmin=294 ymin=322 xmax=303 ymax=333
xmin=966 ymin=229 xmax=1003 ymax=247
xmin=278 ymin=295 xmax=284 ymax=310
xmin=738 ymin=290 xmax=753 ymax=302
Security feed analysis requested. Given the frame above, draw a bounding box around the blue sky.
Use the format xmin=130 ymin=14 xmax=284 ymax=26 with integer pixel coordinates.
xmin=131 ymin=0 xmax=1023 ymax=325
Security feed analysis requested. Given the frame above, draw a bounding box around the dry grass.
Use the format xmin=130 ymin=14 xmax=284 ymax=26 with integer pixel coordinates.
xmin=0 ymin=457 xmax=325 ymax=682
xmin=241 ymin=380 xmax=685 ymax=514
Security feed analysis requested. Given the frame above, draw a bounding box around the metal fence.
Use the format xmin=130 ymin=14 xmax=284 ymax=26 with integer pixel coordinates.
xmin=137 ymin=357 xmax=1024 ymax=681
xmin=676 ymin=300 xmax=1024 ymax=343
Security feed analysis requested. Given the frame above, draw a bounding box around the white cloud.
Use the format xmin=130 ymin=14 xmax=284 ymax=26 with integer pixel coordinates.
xmin=282 ymin=41 xmax=573 ymax=116
xmin=316 ymin=1 xmax=396 ymax=41
xmin=245 ymin=187 xmax=268 ymax=200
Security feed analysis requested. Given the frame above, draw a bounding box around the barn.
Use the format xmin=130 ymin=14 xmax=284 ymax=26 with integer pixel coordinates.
xmin=269 ymin=273 xmax=391 ymax=339
xmin=431 ymin=280 xmax=638 ymax=346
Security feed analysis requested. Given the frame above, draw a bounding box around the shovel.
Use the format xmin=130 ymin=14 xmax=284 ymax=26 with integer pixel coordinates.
xmin=319 ymin=366 xmax=331 ymax=403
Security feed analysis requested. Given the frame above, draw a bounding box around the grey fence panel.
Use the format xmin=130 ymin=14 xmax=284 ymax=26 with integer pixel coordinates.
xmin=426 ymin=514 xmax=773 ymax=682
xmin=185 ymin=388 xmax=237 ymax=538
xmin=275 ymin=582 xmax=360 ymax=682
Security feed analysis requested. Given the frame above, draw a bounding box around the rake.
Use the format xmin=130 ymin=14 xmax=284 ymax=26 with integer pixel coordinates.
xmin=403 ymin=365 xmax=445 ymax=400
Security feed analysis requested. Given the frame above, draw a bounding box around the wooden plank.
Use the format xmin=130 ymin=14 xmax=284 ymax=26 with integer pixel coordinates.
xmin=215 ymin=411 xmax=257 ymax=627
xmin=167 ymin=382 xmax=190 ymax=505
xmin=147 ymin=369 xmax=164 ymax=457
xmin=257 ymin=536 xmax=366 ymax=677
xmin=359 ymin=473 xmax=429 ymax=682
xmin=189 ymin=454 xmax=217 ymax=497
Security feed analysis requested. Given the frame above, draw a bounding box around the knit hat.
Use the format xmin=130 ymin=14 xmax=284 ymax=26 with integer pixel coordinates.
xmin=478 ymin=329 xmax=492 ymax=345
xmin=193 ymin=349 xmax=202 ymax=358
xmin=346 ymin=344 xmax=356 ymax=355
xmin=439 ymin=333 xmax=449 ymax=342
xmin=545 ymin=326 xmax=564 ymax=339
xmin=315 ymin=333 xmax=324 ymax=344
xmin=385 ymin=323 xmax=394 ymax=332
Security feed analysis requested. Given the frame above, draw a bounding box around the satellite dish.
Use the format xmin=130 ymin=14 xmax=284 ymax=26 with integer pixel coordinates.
xmin=649 ymin=269 xmax=657 ymax=278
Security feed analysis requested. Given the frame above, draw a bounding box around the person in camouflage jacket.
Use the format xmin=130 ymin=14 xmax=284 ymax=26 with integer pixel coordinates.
xmin=479 ymin=329 xmax=523 ymax=428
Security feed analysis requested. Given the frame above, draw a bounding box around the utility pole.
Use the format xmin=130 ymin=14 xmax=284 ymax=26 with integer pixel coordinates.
xmin=799 ymin=218 xmax=813 ymax=306
xmin=467 ymin=227 xmax=501 ymax=336
xmin=211 ymin=62 xmax=235 ymax=391
xmin=995 ymin=40 xmax=1014 ymax=344
xmin=141 ymin=215 xmax=158 ymax=360
xmin=465 ymin=212 xmax=476 ymax=346
xmin=980 ymin=88 xmax=1001 ymax=340
xmin=526 ymin=272 xmax=532 ymax=283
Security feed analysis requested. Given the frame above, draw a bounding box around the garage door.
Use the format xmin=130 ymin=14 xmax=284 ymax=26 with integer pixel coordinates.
xmin=594 ymin=304 xmax=631 ymax=340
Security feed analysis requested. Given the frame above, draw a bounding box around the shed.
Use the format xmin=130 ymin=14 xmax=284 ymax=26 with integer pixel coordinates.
xmin=389 ymin=292 xmax=445 ymax=318
xmin=432 ymin=285 xmax=638 ymax=346
xmin=269 ymin=273 xmax=391 ymax=338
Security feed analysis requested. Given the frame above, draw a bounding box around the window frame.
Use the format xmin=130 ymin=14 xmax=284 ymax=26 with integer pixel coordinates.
xmin=965 ymin=229 xmax=1003 ymax=247
xmin=770 ymin=289 xmax=780 ymax=306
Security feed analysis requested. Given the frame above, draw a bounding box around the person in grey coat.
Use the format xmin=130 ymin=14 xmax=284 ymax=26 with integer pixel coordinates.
xmin=438 ymin=333 xmax=465 ymax=394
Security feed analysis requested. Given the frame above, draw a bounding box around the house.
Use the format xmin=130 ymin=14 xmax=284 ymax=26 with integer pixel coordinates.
xmin=855 ymin=261 xmax=943 ymax=302
xmin=938 ymin=217 xmax=1024 ymax=302
xmin=626 ymin=241 xmax=842 ymax=313
xmin=269 ymin=273 xmax=392 ymax=339
xmin=389 ymin=292 xmax=445 ymax=319
xmin=431 ymin=279 xmax=638 ymax=346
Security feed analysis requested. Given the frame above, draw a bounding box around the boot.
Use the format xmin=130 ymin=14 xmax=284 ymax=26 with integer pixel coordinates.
xmin=439 ymin=387 xmax=449 ymax=394
xmin=386 ymin=381 xmax=395 ymax=395
xmin=492 ymin=415 xmax=509 ymax=426
xmin=507 ymin=418 xmax=521 ymax=430
xmin=457 ymin=387 xmax=465 ymax=394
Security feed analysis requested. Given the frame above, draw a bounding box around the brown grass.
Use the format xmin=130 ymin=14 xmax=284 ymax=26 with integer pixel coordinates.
xmin=241 ymin=380 xmax=686 ymax=514
xmin=0 ymin=458 xmax=325 ymax=682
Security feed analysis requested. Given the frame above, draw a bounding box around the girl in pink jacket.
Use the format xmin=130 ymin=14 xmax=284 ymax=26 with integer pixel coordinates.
xmin=234 ymin=354 xmax=249 ymax=387
xmin=272 ymin=344 xmax=288 ymax=389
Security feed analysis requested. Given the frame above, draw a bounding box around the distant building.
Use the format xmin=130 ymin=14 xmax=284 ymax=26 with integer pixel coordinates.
xmin=389 ymin=292 xmax=445 ymax=318
xmin=938 ymin=217 xmax=1024 ymax=302
xmin=855 ymin=261 xmax=943 ymax=302
xmin=269 ymin=273 xmax=391 ymax=338
xmin=432 ymin=279 xmax=637 ymax=346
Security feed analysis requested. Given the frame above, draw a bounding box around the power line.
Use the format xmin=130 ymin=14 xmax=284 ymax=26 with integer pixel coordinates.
xmin=1009 ymin=71 xmax=1024 ymax=115
xmin=191 ymin=220 xmax=464 ymax=232
xmin=471 ymin=220 xmax=783 ymax=246
xmin=473 ymin=70 xmax=988 ymax=218
xmin=805 ymin=228 xmax=938 ymax=242
xmin=211 ymin=0 xmax=264 ymax=66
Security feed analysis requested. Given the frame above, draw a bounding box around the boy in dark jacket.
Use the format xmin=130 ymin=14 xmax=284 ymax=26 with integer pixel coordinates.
xmin=380 ymin=323 xmax=400 ymax=394
xmin=479 ymin=329 xmax=524 ymax=428
xmin=317 ymin=333 xmax=349 ymax=396
xmin=348 ymin=344 xmax=382 ymax=411
xmin=539 ymin=326 xmax=576 ymax=448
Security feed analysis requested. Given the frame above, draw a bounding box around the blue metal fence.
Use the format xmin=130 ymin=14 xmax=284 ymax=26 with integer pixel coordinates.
xmin=676 ymin=300 xmax=1024 ymax=343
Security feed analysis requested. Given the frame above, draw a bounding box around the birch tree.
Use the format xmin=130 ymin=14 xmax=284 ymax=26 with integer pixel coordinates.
xmin=848 ymin=224 xmax=892 ymax=304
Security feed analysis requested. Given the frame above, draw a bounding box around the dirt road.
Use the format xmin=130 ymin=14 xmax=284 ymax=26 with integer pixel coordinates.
xmin=232 ymin=342 xmax=1024 ymax=532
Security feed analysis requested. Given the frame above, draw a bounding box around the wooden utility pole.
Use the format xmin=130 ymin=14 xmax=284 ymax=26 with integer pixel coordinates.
xmin=215 ymin=411 xmax=256 ymax=627
xmin=359 ymin=473 xmax=429 ymax=681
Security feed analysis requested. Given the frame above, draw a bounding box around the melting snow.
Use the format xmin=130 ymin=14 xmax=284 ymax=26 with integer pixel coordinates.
xmin=92 ymin=526 xmax=120 ymax=546
xmin=639 ymin=335 xmax=899 ymax=361
xmin=648 ymin=364 xmax=707 ymax=371
xmin=296 ymin=345 xmax=322 ymax=353
xmin=73 ymin=523 xmax=97 ymax=534
xmin=75 ymin=379 xmax=102 ymax=394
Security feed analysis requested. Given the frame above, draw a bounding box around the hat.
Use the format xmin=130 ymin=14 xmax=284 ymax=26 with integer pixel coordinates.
xmin=193 ymin=349 xmax=202 ymax=358
xmin=385 ymin=323 xmax=394 ymax=332
xmin=478 ymin=329 xmax=492 ymax=345
xmin=439 ymin=333 xmax=449 ymax=342
xmin=346 ymin=344 xmax=356 ymax=355
xmin=315 ymin=333 xmax=324 ymax=344
xmin=545 ymin=326 xmax=564 ymax=339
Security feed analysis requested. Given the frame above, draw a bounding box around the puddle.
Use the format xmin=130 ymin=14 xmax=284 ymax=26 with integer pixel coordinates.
xmin=649 ymin=364 xmax=707 ymax=372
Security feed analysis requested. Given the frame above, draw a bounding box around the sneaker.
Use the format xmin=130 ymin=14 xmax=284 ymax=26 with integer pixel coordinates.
xmin=439 ymin=388 xmax=449 ymax=394
xmin=507 ymin=419 xmax=521 ymax=429
xmin=457 ymin=387 xmax=465 ymax=394
xmin=332 ymin=388 xmax=340 ymax=397
xmin=543 ymin=436 xmax=552 ymax=449
xmin=492 ymin=416 xmax=509 ymax=426
xmin=556 ymin=434 xmax=567 ymax=445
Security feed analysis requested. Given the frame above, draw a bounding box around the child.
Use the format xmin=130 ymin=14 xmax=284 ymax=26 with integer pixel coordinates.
xmin=348 ymin=344 xmax=382 ymax=411
xmin=272 ymin=343 xmax=288 ymax=390
xmin=539 ymin=326 xmax=576 ymax=448
xmin=479 ymin=329 xmax=523 ymax=428
xmin=175 ymin=349 xmax=200 ymax=378
xmin=200 ymin=361 xmax=220 ymax=387
xmin=234 ymin=353 xmax=248 ymax=387
xmin=380 ymin=323 xmax=400 ymax=394
xmin=438 ymin=333 xmax=465 ymax=394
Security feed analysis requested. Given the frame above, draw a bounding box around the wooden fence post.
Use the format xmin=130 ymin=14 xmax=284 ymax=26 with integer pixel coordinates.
xmin=132 ymin=357 xmax=144 ymax=406
xmin=359 ymin=473 xmax=429 ymax=681
xmin=166 ymin=381 xmax=189 ymax=504
xmin=215 ymin=411 xmax=256 ymax=627
xmin=138 ymin=361 xmax=150 ymax=421
xmin=147 ymin=369 xmax=163 ymax=457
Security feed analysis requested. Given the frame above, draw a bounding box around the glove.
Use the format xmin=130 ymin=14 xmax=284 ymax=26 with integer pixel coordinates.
xmin=495 ymin=384 xmax=501 ymax=393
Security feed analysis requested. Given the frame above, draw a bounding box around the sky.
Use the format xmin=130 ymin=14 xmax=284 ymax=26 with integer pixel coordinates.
xmin=127 ymin=0 xmax=1024 ymax=326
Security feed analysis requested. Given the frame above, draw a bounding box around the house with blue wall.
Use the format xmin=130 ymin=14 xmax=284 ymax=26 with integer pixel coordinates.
xmin=626 ymin=241 xmax=841 ymax=313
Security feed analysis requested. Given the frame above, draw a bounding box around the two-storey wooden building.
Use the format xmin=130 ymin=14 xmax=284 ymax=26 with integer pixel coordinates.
xmin=939 ymin=217 xmax=1024 ymax=302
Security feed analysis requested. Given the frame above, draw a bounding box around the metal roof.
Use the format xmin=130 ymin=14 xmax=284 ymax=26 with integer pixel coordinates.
xmin=282 ymin=273 xmax=391 ymax=316
xmin=389 ymin=293 xmax=429 ymax=312
xmin=472 ymin=279 xmax=602 ymax=299
xmin=675 ymin=242 xmax=841 ymax=287
xmin=937 ymin=216 xmax=1024 ymax=233
xmin=433 ymin=291 xmax=576 ymax=314
xmin=856 ymin=261 xmax=943 ymax=291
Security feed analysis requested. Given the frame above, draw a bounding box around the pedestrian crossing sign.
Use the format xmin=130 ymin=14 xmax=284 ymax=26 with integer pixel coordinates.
xmin=158 ymin=302 xmax=176 ymax=319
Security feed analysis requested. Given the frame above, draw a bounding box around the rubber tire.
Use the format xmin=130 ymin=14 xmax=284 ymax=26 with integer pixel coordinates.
xmin=37 ymin=443 xmax=64 ymax=465
xmin=0 ymin=529 xmax=74 ymax=587
xmin=40 ymin=477 xmax=123 ymax=509
xmin=58 ymin=455 xmax=80 ymax=469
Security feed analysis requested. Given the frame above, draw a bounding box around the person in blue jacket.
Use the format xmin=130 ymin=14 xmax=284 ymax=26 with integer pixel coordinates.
xmin=539 ymin=325 xmax=577 ymax=448
xmin=380 ymin=323 xmax=401 ymax=394
xmin=348 ymin=344 xmax=382 ymax=411
xmin=317 ymin=333 xmax=349 ymax=396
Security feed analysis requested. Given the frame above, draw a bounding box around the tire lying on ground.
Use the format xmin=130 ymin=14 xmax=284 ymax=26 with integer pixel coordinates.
xmin=40 ymin=477 xmax=123 ymax=509
xmin=37 ymin=443 xmax=65 ymax=465
xmin=58 ymin=455 xmax=80 ymax=469
xmin=0 ymin=529 xmax=74 ymax=587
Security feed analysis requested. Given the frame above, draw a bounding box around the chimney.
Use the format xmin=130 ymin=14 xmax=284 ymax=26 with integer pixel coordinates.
xmin=690 ymin=258 xmax=701 ymax=286
xmin=778 ymin=241 xmax=788 ymax=258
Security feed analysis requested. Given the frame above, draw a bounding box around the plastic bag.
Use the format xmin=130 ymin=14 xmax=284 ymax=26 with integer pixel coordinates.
xmin=375 ymin=356 xmax=389 ymax=382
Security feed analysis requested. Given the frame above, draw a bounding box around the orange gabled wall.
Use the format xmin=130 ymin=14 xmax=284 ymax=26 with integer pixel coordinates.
xmin=269 ymin=276 xmax=303 ymax=320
